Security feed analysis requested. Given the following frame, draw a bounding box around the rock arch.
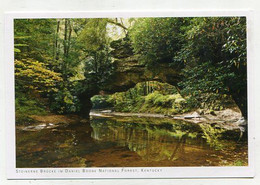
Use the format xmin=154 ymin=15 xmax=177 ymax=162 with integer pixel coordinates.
xmin=78 ymin=37 xmax=247 ymax=119
xmin=78 ymin=54 xmax=183 ymax=117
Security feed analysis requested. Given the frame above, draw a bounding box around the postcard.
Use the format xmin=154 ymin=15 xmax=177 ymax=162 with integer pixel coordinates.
xmin=4 ymin=11 xmax=254 ymax=179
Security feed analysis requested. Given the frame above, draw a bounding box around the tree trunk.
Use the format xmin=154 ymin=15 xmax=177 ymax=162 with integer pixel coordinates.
xmin=78 ymin=94 xmax=93 ymax=118
xmin=52 ymin=20 xmax=60 ymax=64
xmin=232 ymin=91 xmax=247 ymax=119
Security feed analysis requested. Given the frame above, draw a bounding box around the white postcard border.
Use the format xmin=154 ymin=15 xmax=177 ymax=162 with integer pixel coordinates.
xmin=4 ymin=10 xmax=255 ymax=179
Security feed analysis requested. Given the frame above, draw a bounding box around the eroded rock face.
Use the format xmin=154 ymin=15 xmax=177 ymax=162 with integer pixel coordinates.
xmin=102 ymin=38 xmax=182 ymax=94
xmin=103 ymin=56 xmax=182 ymax=94
xmin=110 ymin=37 xmax=134 ymax=59
xmin=79 ymin=37 xmax=183 ymax=116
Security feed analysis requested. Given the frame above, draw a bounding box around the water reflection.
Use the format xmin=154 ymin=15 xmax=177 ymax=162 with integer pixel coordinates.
xmin=91 ymin=117 xmax=216 ymax=163
xmin=16 ymin=116 xmax=248 ymax=168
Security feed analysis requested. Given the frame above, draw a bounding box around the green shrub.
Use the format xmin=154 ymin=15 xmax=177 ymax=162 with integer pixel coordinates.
xmin=49 ymin=88 xmax=81 ymax=114
xmin=15 ymin=92 xmax=48 ymax=124
xmin=91 ymin=95 xmax=113 ymax=109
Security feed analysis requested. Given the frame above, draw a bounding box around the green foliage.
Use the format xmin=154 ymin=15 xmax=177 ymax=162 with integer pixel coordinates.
xmin=233 ymin=160 xmax=246 ymax=166
xmin=15 ymin=92 xmax=48 ymax=125
xmin=200 ymin=124 xmax=226 ymax=150
xmin=107 ymin=91 xmax=143 ymax=112
xmin=78 ymin=18 xmax=109 ymax=51
xmin=178 ymin=61 xmax=234 ymax=110
xmin=14 ymin=18 xmax=115 ymax=114
xmin=76 ymin=18 xmax=114 ymax=102
xmin=91 ymin=95 xmax=113 ymax=109
xmin=178 ymin=17 xmax=247 ymax=116
xmin=14 ymin=19 xmax=56 ymax=62
xmin=49 ymin=87 xmax=81 ymax=114
xmin=145 ymin=92 xmax=169 ymax=107
xmin=141 ymin=92 xmax=186 ymax=114
xmin=14 ymin=17 xmax=247 ymax=117
xmin=104 ymin=82 xmax=187 ymax=115
xmin=15 ymin=59 xmax=62 ymax=93
xmin=129 ymin=17 xmax=247 ymax=116
xmin=129 ymin=18 xmax=186 ymax=71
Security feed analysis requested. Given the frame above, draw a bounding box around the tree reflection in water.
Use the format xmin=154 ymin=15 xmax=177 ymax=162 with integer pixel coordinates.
xmin=16 ymin=116 xmax=248 ymax=167
xmin=90 ymin=116 xmax=245 ymax=165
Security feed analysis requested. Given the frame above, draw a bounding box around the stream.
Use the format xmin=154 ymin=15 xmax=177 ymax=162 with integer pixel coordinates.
xmin=16 ymin=112 xmax=248 ymax=167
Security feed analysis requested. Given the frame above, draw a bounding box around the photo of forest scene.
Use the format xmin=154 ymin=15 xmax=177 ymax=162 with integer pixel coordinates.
xmin=14 ymin=17 xmax=248 ymax=168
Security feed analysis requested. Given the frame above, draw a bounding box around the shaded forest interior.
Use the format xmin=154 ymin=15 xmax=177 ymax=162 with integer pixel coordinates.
xmin=14 ymin=17 xmax=247 ymax=124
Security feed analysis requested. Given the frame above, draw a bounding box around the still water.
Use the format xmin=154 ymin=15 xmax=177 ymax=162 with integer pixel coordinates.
xmin=16 ymin=115 xmax=248 ymax=167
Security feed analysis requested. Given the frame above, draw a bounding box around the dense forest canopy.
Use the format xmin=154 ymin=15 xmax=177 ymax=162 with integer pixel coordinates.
xmin=14 ymin=17 xmax=247 ymax=121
